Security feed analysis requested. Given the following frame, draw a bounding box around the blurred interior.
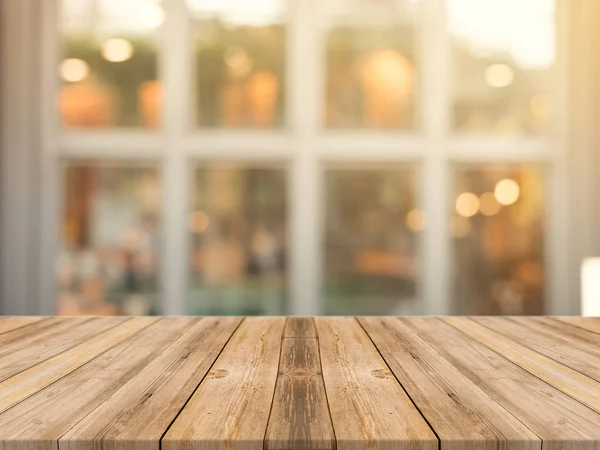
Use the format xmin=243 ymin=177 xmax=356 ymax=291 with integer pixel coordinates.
xmin=1 ymin=0 xmax=600 ymax=316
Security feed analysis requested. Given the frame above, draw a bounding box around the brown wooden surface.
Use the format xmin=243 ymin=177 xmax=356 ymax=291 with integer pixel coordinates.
xmin=265 ymin=318 xmax=335 ymax=450
xmin=1 ymin=316 xmax=600 ymax=450
xmin=162 ymin=317 xmax=285 ymax=450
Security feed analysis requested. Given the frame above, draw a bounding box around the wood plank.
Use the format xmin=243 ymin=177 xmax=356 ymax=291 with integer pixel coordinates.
xmin=359 ymin=317 xmax=540 ymax=450
xmin=406 ymin=317 xmax=600 ymax=450
xmin=444 ymin=317 xmax=600 ymax=414
xmin=162 ymin=317 xmax=286 ymax=450
xmin=0 ymin=317 xmax=87 ymax=354
xmin=474 ymin=316 xmax=600 ymax=383
xmin=60 ymin=317 xmax=242 ymax=450
xmin=265 ymin=318 xmax=335 ymax=450
xmin=0 ymin=316 xmax=44 ymax=335
xmin=284 ymin=317 xmax=317 ymax=338
xmin=315 ymin=317 xmax=437 ymax=450
xmin=0 ymin=318 xmax=193 ymax=450
xmin=526 ymin=317 xmax=600 ymax=350
xmin=555 ymin=317 xmax=600 ymax=336
xmin=0 ymin=316 xmax=127 ymax=382
xmin=0 ymin=316 xmax=156 ymax=414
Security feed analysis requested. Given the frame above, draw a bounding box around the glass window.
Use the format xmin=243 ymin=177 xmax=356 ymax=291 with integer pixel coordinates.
xmin=60 ymin=0 xmax=162 ymax=129
xmin=452 ymin=165 xmax=544 ymax=315
xmin=449 ymin=0 xmax=555 ymax=134
xmin=187 ymin=0 xmax=286 ymax=128
xmin=57 ymin=166 xmax=161 ymax=315
xmin=188 ymin=165 xmax=287 ymax=314
xmin=325 ymin=0 xmax=420 ymax=130
xmin=324 ymin=167 xmax=420 ymax=314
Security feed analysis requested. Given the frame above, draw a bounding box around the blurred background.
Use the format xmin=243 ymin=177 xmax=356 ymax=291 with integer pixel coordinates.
xmin=1 ymin=0 xmax=599 ymax=316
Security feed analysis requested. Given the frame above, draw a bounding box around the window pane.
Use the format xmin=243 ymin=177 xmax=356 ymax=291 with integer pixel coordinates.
xmin=188 ymin=165 xmax=287 ymax=314
xmin=325 ymin=0 xmax=420 ymax=129
xmin=188 ymin=0 xmax=286 ymax=128
xmin=452 ymin=166 xmax=544 ymax=314
xmin=58 ymin=166 xmax=161 ymax=315
xmin=60 ymin=0 xmax=162 ymax=129
xmin=324 ymin=167 xmax=419 ymax=314
xmin=449 ymin=0 xmax=555 ymax=134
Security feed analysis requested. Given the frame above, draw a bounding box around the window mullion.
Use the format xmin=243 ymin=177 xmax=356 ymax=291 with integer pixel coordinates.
xmin=161 ymin=0 xmax=190 ymax=315
xmin=421 ymin=0 xmax=452 ymax=314
xmin=289 ymin=0 xmax=322 ymax=315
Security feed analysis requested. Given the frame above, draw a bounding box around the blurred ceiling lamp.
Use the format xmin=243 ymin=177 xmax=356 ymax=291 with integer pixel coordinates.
xmin=456 ymin=192 xmax=479 ymax=217
xmin=360 ymin=49 xmax=413 ymax=127
xmin=247 ymin=71 xmax=279 ymax=127
xmin=60 ymin=83 xmax=116 ymax=127
xmin=102 ymin=38 xmax=134 ymax=63
xmin=485 ymin=63 xmax=514 ymax=88
xmin=60 ymin=58 xmax=89 ymax=82
xmin=494 ymin=179 xmax=520 ymax=205
xmin=406 ymin=209 xmax=425 ymax=232
xmin=582 ymin=258 xmax=600 ymax=316
xmin=479 ymin=192 xmax=501 ymax=216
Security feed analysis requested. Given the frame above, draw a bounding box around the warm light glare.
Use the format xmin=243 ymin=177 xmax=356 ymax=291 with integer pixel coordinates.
xmin=60 ymin=58 xmax=89 ymax=82
xmin=485 ymin=64 xmax=514 ymax=88
xmin=447 ymin=0 xmax=555 ymax=69
xmin=582 ymin=258 xmax=600 ymax=316
xmin=494 ymin=179 xmax=520 ymax=205
xmin=101 ymin=38 xmax=134 ymax=62
xmin=456 ymin=192 xmax=480 ymax=217
xmin=479 ymin=192 xmax=501 ymax=216
xmin=140 ymin=3 xmax=165 ymax=28
xmin=188 ymin=211 xmax=210 ymax=234
xmin=406 ymin=209 xmax=425 ymax=232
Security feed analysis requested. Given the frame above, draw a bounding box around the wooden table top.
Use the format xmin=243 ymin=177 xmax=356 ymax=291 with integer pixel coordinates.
xmin=1 ymin=316 xmax=600 ymax=450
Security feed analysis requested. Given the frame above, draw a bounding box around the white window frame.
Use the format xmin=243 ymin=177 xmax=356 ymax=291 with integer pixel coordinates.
xmin=31 ymin=0 xmax=572 ymax=316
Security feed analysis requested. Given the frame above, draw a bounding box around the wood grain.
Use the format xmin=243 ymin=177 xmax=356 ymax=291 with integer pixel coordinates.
xmin=359 ymin=317 xmax=540 ymax=450
xmin=445 ymin=317 xmax=600 ymax=414
xmin=0 ymin=318 xmax=188 ymax=450
xmin=0 ymin=316 xmax=44 ymax=335
xmin=414 ymin=317 xmax=600 ymax=449
xmin=315 ymin=317 xmax=438 ymax=450
xmin=0 ymin=317 xmax=87 ymax=356
xmin=525 ymin=317 xmax=600 ymax=349
xmin=162 ymin=317 xmax=285 ymax=450
xmin=1 ymin=316 xmax=599 ymax=450
xmin=265 ymin=318 xmax=335 ymax=450
xmin=555 ymin=316 xmax=600 ymax=336
xmin=474 ymin=316 xmax=600 ymax=383
xmin=0 ymin=316 xmax=127 ymax=382
xmin=60 ymin=317 xmax=242 ymax=450
xmin=0 ymin=316 xmax=156 ymax=414
xmin=284 ymin=317 xmax=317 ymax=338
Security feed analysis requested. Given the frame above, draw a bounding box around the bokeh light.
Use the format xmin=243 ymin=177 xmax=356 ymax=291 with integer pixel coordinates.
xmin=456 ymin=192 xmax=480 ymax=217
xmin=60 ymin=58 xmax=89 ymax=82
xmin=494 ymin=179 xmax=520 ymax=205
xmin=485 ymin=64 xmax=514 ymax=88
xmin=101 ymin=38 xmax=134 ymax=62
